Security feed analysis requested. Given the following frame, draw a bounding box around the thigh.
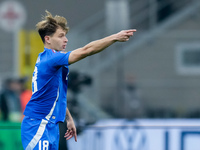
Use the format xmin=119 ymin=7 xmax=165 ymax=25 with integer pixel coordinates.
xmin=43 ymin=121 xmax=60 ymax=150
xmin=21 ymin=116 xmax=59 ymax=150
xmin=21 ymin=116 xmax=45 ymax=150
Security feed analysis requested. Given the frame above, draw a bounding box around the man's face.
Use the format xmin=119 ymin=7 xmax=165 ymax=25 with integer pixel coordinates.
xmin=47 ymin=27 xmax=68 ymax=51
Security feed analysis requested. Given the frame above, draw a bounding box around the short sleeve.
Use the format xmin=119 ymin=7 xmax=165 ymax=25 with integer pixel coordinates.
xmin=50 ymin=51 xmax=72 ymax=67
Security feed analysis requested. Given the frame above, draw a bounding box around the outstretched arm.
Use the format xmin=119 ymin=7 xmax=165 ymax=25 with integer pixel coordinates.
xmin=68 ymin=29 xmax=136 ymax=64
xmin=64 ymin=108 xmax=77 ymax=142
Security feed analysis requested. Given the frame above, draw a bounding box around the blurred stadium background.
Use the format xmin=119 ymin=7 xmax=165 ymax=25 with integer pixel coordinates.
xmin=0 ymin=0 xmax=200 ymax=149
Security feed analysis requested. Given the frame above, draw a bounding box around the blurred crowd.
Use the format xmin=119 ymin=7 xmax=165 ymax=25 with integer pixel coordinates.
xmin=0 ymin=71 xmax=93 ymax=123
xmin=0 ymin=77 xmax=32 ymax=122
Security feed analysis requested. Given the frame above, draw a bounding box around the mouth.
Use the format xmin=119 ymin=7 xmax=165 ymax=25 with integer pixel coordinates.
xmin=63 ymin=45 xmax=66 ymax=49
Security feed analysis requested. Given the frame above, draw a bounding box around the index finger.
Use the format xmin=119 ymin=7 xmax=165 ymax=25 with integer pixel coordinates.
xmin=74 ymin=132 xmax=77 ymax=142
xmin=126 ymin=29 xmax=137 ymax=32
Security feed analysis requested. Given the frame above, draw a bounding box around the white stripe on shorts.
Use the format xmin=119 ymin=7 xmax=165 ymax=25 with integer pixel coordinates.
xmin=25 ymin=88 xmax=59 ymax=150
xmin=25 ymin=119 xmax=48 ymax=150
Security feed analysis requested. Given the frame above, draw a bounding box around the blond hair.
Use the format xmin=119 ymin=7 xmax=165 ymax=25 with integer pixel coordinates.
xmin=36 ymin=10 xmax=69 ymax=43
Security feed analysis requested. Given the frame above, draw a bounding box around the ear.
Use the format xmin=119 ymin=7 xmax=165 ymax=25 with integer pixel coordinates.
xmin=44 ymin=36 xmax=51 ymax=44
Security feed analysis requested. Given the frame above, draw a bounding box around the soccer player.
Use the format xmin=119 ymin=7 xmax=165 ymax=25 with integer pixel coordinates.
xmin=21 ymin=10 xmax=136 ymax=150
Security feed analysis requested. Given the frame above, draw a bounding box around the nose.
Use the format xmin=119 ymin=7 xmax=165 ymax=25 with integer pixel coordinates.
xmin=64 ymin=36 xmax=68 ymax=43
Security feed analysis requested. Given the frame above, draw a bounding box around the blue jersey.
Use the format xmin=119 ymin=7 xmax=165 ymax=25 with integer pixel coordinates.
xmin=24 ymin=47 xmax=71 ymax=123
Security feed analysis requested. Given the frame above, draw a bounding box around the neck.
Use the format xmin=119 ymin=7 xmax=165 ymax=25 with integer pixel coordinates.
xmin=44 ymin=43 xmax=52 ymax=50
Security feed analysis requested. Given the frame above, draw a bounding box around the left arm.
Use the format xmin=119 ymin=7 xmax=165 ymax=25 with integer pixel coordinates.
xmin=64 ymin=108 xmax=77 ymax=142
